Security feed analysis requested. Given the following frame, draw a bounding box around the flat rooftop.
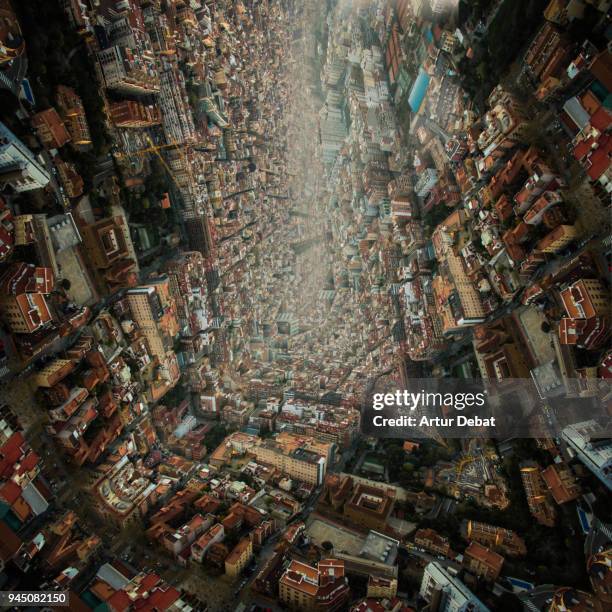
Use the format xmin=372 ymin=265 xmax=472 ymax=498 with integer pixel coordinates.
xmin=306 ymin=517 xmax=364 ymax=556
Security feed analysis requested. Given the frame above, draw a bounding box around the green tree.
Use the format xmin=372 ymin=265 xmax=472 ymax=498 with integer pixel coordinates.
xmin=205 ymin=424 xmax=228 ymax=451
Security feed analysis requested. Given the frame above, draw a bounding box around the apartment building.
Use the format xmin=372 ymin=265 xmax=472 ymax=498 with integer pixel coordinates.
xmin=343 ymin=482 xmax=396 ymax=532
xmin=462 ymin=520 xmax=526 ymax=557
xmin=53 ymin=157 xmax=83 ymax=198
xmin=558 ymin=278 xmax=609 ymax=350
xmin=0 ymin=0 xmax=24 ymax=65
xmin=127 ymin=277 xmax=178 ymax=360
xmin=190 ymin=524 xmax=224 ymax=563
xmin=520 ymin=461 xmax=557 ymax=526
xmin=562 ymin=421 xmax=612 ymax=491
xmin=81 ymin=217 xmax=132 ymax=269
xmin=252 ymin=442 xmax=326 ymax=486
xmin=225 ymin=537 xmax=253 ymax=578
xmin=33 ymin=359 xmax=75 ymax=388
xmin=97 ymin=46 xmax=160 ymax=95
xmin=366 ymin=576 xmax=398 ymax=600
xmin=159 ymin=62 xmax=196 ymax=144
xmin=109 ymin=100 xmax=161 ymax=128
xmin=0 ymin=263 xmax=54 ymax=334
xmin=432 ymin=223 xmax=487 ymax=334
xmin=279 ymin=559 xmax=349 ymax=611
xmin=30 ymin=109 xmax=71 ymax=149
xmin=420 ymin=562 xmax=490 ymax=612
xmin=537 ymin=224 xmax=578 ymax=254
xmin=415 ymin=528 xmax=452 ymax=557
xmin=541 ymin=464 xmax=581 ymax=504
xmin=0 ymin=122 xmax=50 ymax=192
xmin=251 ymin=433 xmax=331 ymax=486
xmin=55 ymin=85 xmax=92 ymax=145
xmin=523 ymin=22 xmax=570 ymax=83
xmin=462 ymin=542 xmax=504 ymax=581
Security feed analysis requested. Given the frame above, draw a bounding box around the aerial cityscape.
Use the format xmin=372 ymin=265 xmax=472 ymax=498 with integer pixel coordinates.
xmin=0 ymin=0 xmax=610 ymax=610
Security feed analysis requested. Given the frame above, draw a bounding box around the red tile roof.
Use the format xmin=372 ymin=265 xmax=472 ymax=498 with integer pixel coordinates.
xmin=590 ymin=106 xmax=612 ymax=132
xmin=141 ymin=585 xmax=181 ymax=611
xmin=0 ymin=520 xmax=22 ymax=562
xmin=107 ymin=590 xmax=130 ymax=612
xmin=17 ymin=450 xmax=39 ymax=474
xmin=590 ymin=50 xmax=612 ymax=91
xmin=0 ymin=481 xmax=22 ymax=505
xmin=573 ymin=137 xmax=594 ymax=161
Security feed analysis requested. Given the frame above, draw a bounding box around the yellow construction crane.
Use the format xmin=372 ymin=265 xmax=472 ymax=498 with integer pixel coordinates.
xmin=113 ymin=139 xmax=216 ymax=160
xmin=115 ymin=136 xmax=211 ymax=191
xmin=113 ymin=137 xmax=294 ymax=194
xmin=110 ymin=137 xmax=181 ymax=191
xmin=145 ymin=135 xmax=184 ymax=190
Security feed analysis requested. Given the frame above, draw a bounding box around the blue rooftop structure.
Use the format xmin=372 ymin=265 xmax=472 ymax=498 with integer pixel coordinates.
xmin=507 ymin=577 xmax=535 ymax=592
xmin=408 ymin=68 xmax=430 ymax=112
xmin=577 ymin=507 xmax=592 ymax=534
xmin=20 ymin=78 xmax=35 ymax=105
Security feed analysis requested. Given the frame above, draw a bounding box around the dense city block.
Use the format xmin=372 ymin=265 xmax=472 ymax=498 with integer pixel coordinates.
xmin=0 ymin=0 xmax=610 ymax=611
